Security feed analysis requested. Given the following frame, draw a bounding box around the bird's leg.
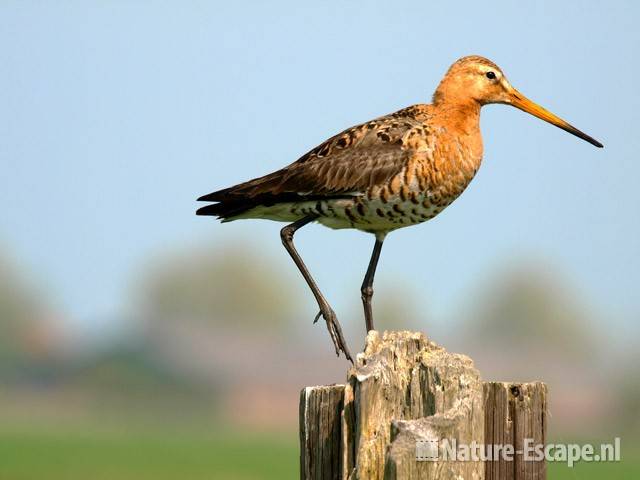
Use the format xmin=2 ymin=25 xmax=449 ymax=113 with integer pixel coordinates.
xmin=280 ymin=215 xmax=353 ymax=363
xmin=360 ymin=233 xmax=386 ymax=332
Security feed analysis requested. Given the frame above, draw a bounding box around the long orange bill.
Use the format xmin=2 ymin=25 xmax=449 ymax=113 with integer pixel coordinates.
xmin=509 ymin=91 xmax=603 ymax=148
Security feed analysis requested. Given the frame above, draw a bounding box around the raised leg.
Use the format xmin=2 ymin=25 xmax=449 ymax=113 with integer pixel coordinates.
xmin=280 ymin=215 xmax=353 ymax=363
xmin=361 ymin=233 xmax=386 ymax=332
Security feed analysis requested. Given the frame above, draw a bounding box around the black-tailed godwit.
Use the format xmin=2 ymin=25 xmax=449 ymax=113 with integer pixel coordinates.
xmin=197 ymin=55 xmax=603 ymax=362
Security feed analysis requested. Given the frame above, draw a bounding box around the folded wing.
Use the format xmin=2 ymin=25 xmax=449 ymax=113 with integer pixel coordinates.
xmin=197 ymin=107 xmax=429 ymax=219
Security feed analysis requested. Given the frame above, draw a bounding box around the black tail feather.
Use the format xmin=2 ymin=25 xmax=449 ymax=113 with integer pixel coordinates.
xmin=195 ymin=192 xmax=304 ymax=220
xmin=195 ymin=198 xmax=257 ymax=219
xmin=197 ymin=187 xmax=233 ymax=202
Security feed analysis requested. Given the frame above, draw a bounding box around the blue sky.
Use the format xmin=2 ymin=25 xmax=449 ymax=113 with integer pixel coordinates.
xmin=0 ymin=1 xmax=638 ymax=338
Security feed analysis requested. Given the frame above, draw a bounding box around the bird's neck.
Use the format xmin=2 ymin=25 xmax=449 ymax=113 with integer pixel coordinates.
xmin=430 ymin=99 xmax=484 ymax=178
xmin=432 ymin=99 xmax=481 ymax=136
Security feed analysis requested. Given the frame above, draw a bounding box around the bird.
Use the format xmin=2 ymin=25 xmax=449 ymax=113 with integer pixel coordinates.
xmin=196 ymin=55 xmax=603 ymax=363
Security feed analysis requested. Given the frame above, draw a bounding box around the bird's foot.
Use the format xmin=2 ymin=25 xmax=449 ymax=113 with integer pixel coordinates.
xmin=314 ymin=306 xmax=353 ymax=364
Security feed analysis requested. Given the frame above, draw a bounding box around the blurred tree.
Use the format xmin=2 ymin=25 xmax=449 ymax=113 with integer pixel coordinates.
xmin=616 ymin=374 xmax=640 ymax=437
xmin=0 ymin=250 xmax=57 ymax=380
xmin=611 ymin=344 xmax=640 ymax=438
xmin=65 ymin=340 xmax=218 ymax=412
xmin=137 ymin=241 xmax=300 ymax=331
xmin=461 ymin=261 xmax=597 ymax=356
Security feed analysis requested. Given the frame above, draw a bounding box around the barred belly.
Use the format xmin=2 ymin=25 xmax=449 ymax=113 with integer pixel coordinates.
xmin=283 ymin=193 xmax=452 ymax=233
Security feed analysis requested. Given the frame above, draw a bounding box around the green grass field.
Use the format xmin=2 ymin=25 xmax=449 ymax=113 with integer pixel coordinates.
xmin=0 ymin=425 xmax=297 ymax=480
xmin=548 ymin=458 xmax=639 ymax=479
xmin=0 ymin=424 xmax=637 ymax=479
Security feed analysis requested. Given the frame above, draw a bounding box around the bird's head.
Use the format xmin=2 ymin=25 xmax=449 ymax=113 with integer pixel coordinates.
xmin=433 ymin=55 xmax=603 ymax=148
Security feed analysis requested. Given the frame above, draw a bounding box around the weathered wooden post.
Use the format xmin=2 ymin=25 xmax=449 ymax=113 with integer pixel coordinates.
xmin=484 ymin=382 xmax=547 ymax=480
xmin=299 ymin=331 xmax=547 ymax=480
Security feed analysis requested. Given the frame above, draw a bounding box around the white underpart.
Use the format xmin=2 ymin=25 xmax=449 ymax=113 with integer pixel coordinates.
xmin=228 ymin=192 xmax=447 ymax=234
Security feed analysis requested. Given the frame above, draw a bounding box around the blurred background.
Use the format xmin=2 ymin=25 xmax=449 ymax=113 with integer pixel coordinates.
xmin=1 ymin=1 xmax=638 ymax=478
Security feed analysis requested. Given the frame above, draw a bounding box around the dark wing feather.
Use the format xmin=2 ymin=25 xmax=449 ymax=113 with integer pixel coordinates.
xmin=197 ymin=106 xmax=429 ymax=218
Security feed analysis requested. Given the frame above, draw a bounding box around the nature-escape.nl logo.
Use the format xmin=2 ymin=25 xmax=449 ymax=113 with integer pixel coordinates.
xmin=416 ymin=437 xmax=621 ymax=467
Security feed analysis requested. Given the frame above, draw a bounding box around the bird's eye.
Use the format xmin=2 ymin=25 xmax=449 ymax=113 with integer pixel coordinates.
xmin=485 ymin=71 xmax=496 ymax=80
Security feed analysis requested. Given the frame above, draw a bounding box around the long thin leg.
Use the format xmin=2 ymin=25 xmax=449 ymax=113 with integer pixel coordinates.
xmin=280 ymin=215 xmax=353 ymax=363
xmin=361 ymin=233 xmax=386 ymax=332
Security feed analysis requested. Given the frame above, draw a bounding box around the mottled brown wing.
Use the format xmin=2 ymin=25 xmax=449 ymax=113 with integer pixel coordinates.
xmin=197 ymin=107 xmax=429 ymax=218
xmin=256 ymin=141 xmax=410 ymax=196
